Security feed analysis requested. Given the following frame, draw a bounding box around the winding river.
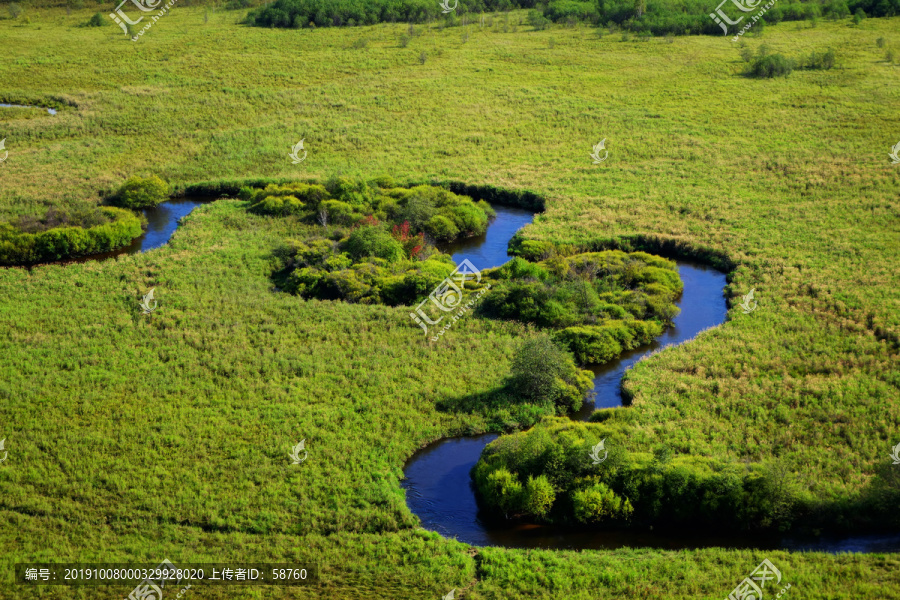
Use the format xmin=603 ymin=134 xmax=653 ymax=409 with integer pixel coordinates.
xmin=25 ymin=194 xmax=900 ymax=552
xmin=64 ymin=198 xmax=207 ymax=264
xmin=405 ymin=205 xmax=900 ymax=554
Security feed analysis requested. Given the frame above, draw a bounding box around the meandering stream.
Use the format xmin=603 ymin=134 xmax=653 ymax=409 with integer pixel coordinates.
xmin=29 ymin=194 xmax=900 ymax=552
xmin=64 ymin=198 xmax=207 ymax=264
xmin=405 ymin=205 xmax=900 ymax=553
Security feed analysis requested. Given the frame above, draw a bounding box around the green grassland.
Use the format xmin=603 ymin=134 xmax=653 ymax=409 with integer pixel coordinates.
xmin=1 ymin=5 xmax=899 ymax=599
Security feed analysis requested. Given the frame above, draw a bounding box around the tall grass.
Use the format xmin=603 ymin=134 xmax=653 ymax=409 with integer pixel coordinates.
xmin=0 ymin=8 xmax=899 ymax=599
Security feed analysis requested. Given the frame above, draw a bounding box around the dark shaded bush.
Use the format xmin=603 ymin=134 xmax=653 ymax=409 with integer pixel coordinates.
xmin=510 ymin=334 xmax=594 ymax=413
xmin=748 ymin=52 xmax=795 ymax=77
xmin=86 ymin=11 xmax=105 ymax=26
xmin=803 ymin=48 xmax=836 ymax=69
xmin=544 ymin=0 xmax=599 ymax=23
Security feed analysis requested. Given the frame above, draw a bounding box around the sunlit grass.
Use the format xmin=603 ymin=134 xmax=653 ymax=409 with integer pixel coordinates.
xmin=1 ymin=7 xmax=899 ymax=599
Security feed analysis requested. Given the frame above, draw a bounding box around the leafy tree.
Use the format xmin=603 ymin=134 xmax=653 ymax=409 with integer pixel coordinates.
xmin=480 ymin=468 xmax=524 ymax=518
xmin=510 ymin=334 xmax=591 ymax=413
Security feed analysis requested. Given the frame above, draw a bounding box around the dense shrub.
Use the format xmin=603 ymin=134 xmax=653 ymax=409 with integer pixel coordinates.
xmin=245 ymin=0 xmax=896 ymax=32
xmin=556 ymin=321 xmax=662 ymax=364
xmin=256 ymin=179 xmax=493 ymax=305
xmin=86 ymin=12 xmax=105 ymax=26
xmin=478 ymin=251 xmax=681 ymax=362
xmin=425 ymin=215 xmax=459 ymax=241
xmin=111 ymin=175 xmax=171 ymax=209
xmin=0 ymin=207 xmax=143 ymax=265
xmin=803 ymin=48 xmax=836 ymax=69
xmin=748 ymin=53 xmax=795 ymax=78
xmin=509 ymin=334 xmax=594 ymax=413
xmin=544 ymin=0 xmax=599 ymax=23
xmin=472 ymin=417 xmax=806 ymax=530
xmin=572 ymin=482 xmax=634 ymax=523
xmin=346 ymin=226 xmax=405 ymax=263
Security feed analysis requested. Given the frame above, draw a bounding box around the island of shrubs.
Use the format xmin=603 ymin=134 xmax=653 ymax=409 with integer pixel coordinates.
xmin=245 ymin=178 xmax=495 ymax=305
xmin=259 ymin=177 xmax=682 ymax=367
xmin=472 ymin=415 xmax=808 ymax=530
xmin=435 ymin=252 xmax=681 ymax=423
xmin=480 ymin=250 xmax=681 ymax=363
xmin=473 ymin=410 xmax=900 ymax=533
xmin=0 ymin=174 xmax=173 ymax=264
xmin=0 ymin=206 xmax=142 ymax=265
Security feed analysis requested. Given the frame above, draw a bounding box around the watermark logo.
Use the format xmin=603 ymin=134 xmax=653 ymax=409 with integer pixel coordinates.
xmin=442 ymin=590 xmax=456 ymax=600
xmin=890 ymin=141 xmax=900 ymax=164
xmin=289 ymin=139 xmax=307 ymax=164
xmin=410 ymin=259 xmax=488 ymax=340
xmin=589 ymin=439 xmax=608 ymax=464
xmin=890 ymin=442 xmax=900 ymax=465
xmin=590 ymin=139 xmax=608 ymax=163
xmin=0 ymin=438 xmax=7 ymax=463
xmin=0 ymin=139 xmax=7 ymax=163
xmin=289 ymin=439 xmax=308 ymax=464
xmin=126 ymin=558 xmax=182 ymax=600
xmin=140 ymin=288 xmax=158 ymax=315
xmin=725 ymin=558 xmax=791 ymax=600
xmin=112 ymin=0 xmax=180 ymax=42
xmin=109 ymin=0 xmax=158 ymax=33
xmin=725 ymin=558 xmax=781 ymax=600
xmin=719 ymin=0 xmax=779 ymax=41
xmin=709 ymin=0 xmax=759 ymax=34
xmin=740 ymin=288 xmax=757 ymax=314
xmin=726 ymin=558 xmax=787 ymax=600
xmin=439 ymin=0 xmax=458 ymax=13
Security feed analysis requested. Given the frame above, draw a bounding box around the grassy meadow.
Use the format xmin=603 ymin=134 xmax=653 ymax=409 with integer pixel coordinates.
xmin=1 ymin=4 xmax=899 ymax=599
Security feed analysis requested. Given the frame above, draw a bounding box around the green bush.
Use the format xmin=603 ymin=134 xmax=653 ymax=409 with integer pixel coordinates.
xmin=509 ymin=334 xmax=593 ymax=413
xmin=424 ymin=215 xmax=459 ymax=241
xmin=522 ymin=475 xmax=556 ymax=518
xmin=254 ymin=194 xmax=305 ymax=216
xmin=112 ymin=175 xmax=171 ymax=209
xmin=86 ymin=12 xmax=105 ymax=26
xmin=572 ymin=482 xmax=634 ymax=523
xmin=0 ymin=207 xmax=143 ymax=265
xmin=318 ymin=199 xmax=357 ymax=225
xmin=556 ymin=321 xmax=663 ymax=364
xmin=748 ymin=53 xmax=795 ymax=78
xmin=345 ymin=226 xmax=405 ymax=263
xmin=472 ymin=417 xmax=806 ymax=531
xmin=803 ymin=48 xmax=836 ymax=69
